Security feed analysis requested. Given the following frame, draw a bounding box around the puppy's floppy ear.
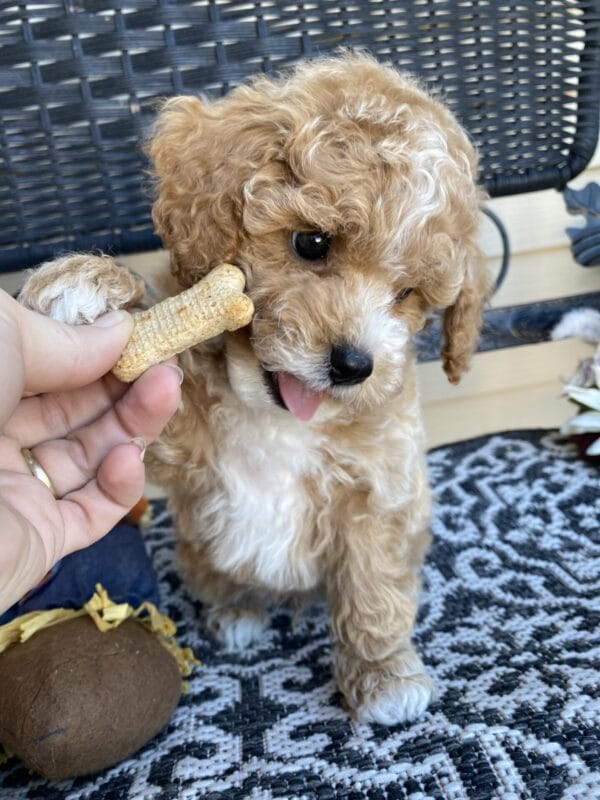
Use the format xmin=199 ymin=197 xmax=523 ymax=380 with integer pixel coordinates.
xmin=441 ymin=244 xmax=490 ymax=384
xmin=148 ymin=96 xmax=243 ymax=287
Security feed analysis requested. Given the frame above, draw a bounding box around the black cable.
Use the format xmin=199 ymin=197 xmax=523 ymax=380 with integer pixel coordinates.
xmin=481 ymin=206 xmax=510 ymax=292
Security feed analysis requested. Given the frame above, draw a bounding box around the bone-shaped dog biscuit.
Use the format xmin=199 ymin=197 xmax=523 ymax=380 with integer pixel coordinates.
xmin=112 ymin=264 xmax=254 ymax=382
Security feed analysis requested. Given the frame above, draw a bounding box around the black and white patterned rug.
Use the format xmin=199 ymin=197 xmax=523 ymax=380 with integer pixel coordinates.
xmin=1 ymin=429 xmax=599 ymax=800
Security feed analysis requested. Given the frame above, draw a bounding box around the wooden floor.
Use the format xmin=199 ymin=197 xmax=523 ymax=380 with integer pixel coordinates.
xmin=420 ymin=240 xmax=596 ymax=447
xmin=420 ymin=338 xmax=592 ymax=448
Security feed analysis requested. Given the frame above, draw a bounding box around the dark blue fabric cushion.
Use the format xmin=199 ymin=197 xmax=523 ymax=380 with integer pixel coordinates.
xmin=0 ymin=525 xmax=159 ymax=625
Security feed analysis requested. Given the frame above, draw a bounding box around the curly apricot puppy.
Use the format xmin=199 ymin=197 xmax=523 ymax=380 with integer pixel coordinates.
xmin=20 ymin=53 xmax=489 ymax=725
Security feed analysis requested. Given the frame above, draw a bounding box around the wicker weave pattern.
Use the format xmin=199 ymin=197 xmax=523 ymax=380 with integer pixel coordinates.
xmin=1 ymin=0 xmax=599 ymax=270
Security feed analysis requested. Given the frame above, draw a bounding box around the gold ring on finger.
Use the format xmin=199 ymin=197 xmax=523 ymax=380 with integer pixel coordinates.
xmin=21 ymin=447 xmax=58 ymax=498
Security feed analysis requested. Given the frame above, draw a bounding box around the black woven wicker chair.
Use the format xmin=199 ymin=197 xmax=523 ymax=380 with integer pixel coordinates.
xmin=1 ymin=0 xmax=599 ymax=271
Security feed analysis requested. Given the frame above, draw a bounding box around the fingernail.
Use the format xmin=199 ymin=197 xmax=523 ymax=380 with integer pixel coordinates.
xmin=165 ymin=364 xmax=185 ymax=385
xmin=129 ymin=437 xmax=147 ymax=461
xmin=92 ymin=310 xmax=131 ymax=327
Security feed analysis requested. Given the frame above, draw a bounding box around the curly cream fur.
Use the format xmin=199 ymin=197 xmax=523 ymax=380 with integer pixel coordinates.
xmin=19 ymin=53 xmax=489 ymax=725
xmin=19 ymin=254 xmax=144 ymax=323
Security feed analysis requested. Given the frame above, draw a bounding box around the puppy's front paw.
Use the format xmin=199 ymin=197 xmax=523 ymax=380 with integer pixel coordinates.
xmin=205 ymin=607 xmax=267 ymax=652
xmin=356 ymin=671 xmax=435 ymax=725
xmin=19 ymin=253 xmax=145 ymax=324
xmin=335 ymin=646 xmax=436 ymax=726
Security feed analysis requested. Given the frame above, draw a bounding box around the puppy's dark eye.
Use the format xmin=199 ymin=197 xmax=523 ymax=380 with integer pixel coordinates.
xmin=291 ymin=231 xmax=331 ymax=261
xmin=395 ymin=287 xmax=414 ymax=303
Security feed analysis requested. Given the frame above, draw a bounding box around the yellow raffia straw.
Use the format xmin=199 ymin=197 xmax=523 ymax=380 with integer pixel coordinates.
xmin=0 ymin=584 xmax=198 ymax=679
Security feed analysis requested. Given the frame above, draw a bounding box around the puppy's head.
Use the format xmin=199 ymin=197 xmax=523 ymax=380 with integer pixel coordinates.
xmin=149 ymin=54 xmax=489 ymax=421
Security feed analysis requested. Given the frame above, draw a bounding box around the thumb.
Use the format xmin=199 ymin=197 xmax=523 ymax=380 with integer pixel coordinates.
xmin=18 ymin=306 xmax=134 ymax=394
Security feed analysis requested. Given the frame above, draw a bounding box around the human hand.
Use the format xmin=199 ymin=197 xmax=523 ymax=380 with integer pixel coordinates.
xmin=0 ymin=288 xmax=182 ymax=614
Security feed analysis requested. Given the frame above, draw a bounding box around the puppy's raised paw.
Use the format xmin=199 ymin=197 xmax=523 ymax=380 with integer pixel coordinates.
xmin=205 ymin=607 xmax=267 ymax=652
xmin=19 ymin=253 xmax=145 ymax=324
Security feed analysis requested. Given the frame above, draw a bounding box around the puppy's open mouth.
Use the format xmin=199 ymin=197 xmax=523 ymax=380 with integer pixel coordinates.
xmin=264 ymin=370 xmax=326 ymax=422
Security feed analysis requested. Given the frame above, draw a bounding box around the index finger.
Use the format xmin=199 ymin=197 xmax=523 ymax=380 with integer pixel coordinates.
xmin=5 ymin=372 xmax=128 ymax=447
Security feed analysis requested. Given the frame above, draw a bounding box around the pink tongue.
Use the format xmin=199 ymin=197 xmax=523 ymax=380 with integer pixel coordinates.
xmin=277 ymin=372 xmax=325 ymax=421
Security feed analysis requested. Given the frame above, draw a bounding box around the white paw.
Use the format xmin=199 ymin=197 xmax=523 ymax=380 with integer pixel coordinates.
xmin=207 ymin=608 xmax=267 ymax=652
xmin=356 ymin=671 xmax=436 ymax=725
xmin=19 ymin=254 xmax=144 ymax=324
xmin=40 ymin=283 xmax=112 ymax=324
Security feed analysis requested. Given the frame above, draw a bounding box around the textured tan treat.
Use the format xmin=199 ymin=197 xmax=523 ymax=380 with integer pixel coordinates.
xmin=112 ymin=263 xmax=254 ymax=382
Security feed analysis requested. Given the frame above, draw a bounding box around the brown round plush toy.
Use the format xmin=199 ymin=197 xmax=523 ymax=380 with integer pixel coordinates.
xmin=0 ymin=522 xmax=197 ymax=782
xmin=0 ymin=616 xmax=182 ymax=781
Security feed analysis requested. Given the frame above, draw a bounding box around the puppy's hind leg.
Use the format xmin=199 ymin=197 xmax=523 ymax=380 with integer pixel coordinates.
xmin=177 ymin=541 xmax=270 ymax=653
xmin=205 ymin=605 xmax=269 ymax=653
xmin=18 ymin=253 xmax=145 ymax=324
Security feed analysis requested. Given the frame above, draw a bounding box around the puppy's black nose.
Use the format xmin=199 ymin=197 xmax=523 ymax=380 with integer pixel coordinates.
xmin=329 ymin=343 xmax=373 ymax=386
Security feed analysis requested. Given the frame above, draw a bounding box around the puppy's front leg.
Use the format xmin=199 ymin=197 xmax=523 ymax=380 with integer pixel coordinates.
xmin=18 ymin=253 xmax=145 ymax=324
xmin=328 ymin=501 xmax=435 ymax=725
